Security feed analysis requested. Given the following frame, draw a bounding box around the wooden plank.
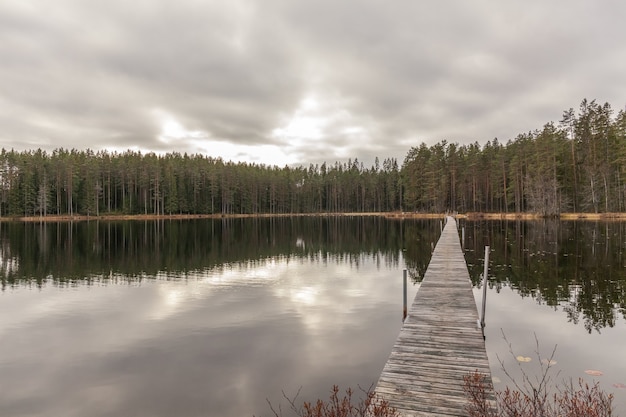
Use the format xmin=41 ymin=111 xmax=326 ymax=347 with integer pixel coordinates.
xmin=375 ymin=216 xmax=495 ymax=416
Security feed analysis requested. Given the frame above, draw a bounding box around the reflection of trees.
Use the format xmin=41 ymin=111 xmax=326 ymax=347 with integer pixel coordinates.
xmin=460 ymin=219 xmax=626 ymax=333
xmin=401 ymin=220 xmax=442 ymax=283
xmin=0 ymin=217 xmax=437 ymax=289
xmin=4 ymin=217 xmax=622 ymax=332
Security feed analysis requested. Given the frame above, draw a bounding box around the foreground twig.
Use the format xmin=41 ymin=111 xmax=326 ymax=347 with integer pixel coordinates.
xmin=262 ymin=384 xmax=399 ymax=417
xmin=463 ymin=332 xmax=615 ymax=417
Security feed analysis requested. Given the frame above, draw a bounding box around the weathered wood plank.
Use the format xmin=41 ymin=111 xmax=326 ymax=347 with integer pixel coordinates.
xmin=375 ymin=216 xmax=495 ymax=417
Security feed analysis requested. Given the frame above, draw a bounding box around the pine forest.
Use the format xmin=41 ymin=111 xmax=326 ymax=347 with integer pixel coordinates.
xmin=2 ymin=99 xmax=626 ymax=217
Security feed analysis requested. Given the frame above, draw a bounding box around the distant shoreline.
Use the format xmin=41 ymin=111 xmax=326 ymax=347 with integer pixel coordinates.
xmin=3 ymin=212 xmax=626 ymax=222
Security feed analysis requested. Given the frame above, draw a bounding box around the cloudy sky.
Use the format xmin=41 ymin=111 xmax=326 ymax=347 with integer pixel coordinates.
xmin=1 ymin=1 xmax=625 ymax=167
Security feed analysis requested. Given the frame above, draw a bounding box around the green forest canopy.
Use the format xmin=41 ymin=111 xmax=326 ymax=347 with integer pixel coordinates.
xmin=2 ymin=99 xmax=625 ymax=217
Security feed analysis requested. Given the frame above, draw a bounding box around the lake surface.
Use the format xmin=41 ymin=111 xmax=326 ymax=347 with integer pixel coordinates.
xmin=461 ymin=219 xmax=626 ymax=414
xmin=1 ymin=217 xmax=625 ymax=416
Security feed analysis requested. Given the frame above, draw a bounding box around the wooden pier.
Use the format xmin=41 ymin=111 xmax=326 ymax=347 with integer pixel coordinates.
xmin=375 ymin=216 xmax=494 ymax=416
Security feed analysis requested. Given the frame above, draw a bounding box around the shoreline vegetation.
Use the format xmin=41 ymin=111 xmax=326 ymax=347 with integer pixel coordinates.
xmin=5 ymin=211 xmax=626 ymax=222
xmin=2 ymin=99 xmax=626 ymax=219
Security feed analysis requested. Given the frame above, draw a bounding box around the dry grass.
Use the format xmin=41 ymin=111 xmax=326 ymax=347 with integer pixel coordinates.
xmin=559 ymin=212 xmax=626 ymax=221
xmin=464 ymin=372 xmax=615 ymax=417
xmin=463 ymin=334 xmax=615 ymax=417
xmin=461 ymin=212 xmax=544 ymax=220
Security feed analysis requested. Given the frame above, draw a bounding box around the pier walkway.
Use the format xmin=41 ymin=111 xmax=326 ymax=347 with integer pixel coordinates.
xmin=375 ymin=216 xmax=494 ymax=416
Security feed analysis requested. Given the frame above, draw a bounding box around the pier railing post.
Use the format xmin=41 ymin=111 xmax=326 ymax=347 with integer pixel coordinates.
xmin=403 ymin=269 xmax=408 ymax=322
xmin=480 ymin=246 xmax=490 ymax=331
xmin=462 ymin=226 xmax=465 ymax=249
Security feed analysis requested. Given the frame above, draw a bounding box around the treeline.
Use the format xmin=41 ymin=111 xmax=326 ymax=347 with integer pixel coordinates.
xmin=1 ymin=98 xmax=625 ymax=217
xmin=403 ymin=99 xmax=626 ymax=214
xmin=0 ymin=149 xmax=401 ymax=216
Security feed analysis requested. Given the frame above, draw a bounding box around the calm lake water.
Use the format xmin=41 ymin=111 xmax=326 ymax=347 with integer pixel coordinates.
xmin=1 ymin=217 xmax=625 ymax=416
xmin=461 ymin=219 xmax=626 ymax=414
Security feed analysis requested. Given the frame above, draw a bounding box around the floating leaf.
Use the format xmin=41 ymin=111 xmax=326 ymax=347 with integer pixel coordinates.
xmin=584 ymin=370 xmax=603 ymax=376
xmin=492 ymin=376 xmax=501 ymax=384
xmin=541 ymin=359 xmax=557 ymax=366
xmin=613 ymin=383 xmax=626 ymax=389
xmin=516 ymin=356 xmax=532 ymax=363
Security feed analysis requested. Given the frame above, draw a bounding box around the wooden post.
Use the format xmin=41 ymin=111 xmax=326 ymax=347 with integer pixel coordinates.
xmin=462 ymin=226 xmax=465 ymax=249
xmin=480 ymin=246 xmax=490 ymax=330
xmin=403 ymin=269 xmax=408 ymax=322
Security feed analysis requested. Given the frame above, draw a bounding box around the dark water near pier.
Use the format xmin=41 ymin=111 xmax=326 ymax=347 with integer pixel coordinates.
xmin=1 ymin=217 xmax=625 ymax=416
xmin=461 ymin=218 xmax=626 ymax=414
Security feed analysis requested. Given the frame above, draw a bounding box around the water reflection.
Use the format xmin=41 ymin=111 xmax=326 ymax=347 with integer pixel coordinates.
xmin=461 ymin=219 xmax=626 ymax=333
xmin=461 ymin=219 xmax=626 ymax=414
xmin=0 ymin=217 xmax=440 ymax=417
xmin=0 ymin=257 xmax=404 ymax=417
xmin=4 ymin=217 xmax=623 ymax=415
xmin=0 ymin=217 xmax=415 ymax=286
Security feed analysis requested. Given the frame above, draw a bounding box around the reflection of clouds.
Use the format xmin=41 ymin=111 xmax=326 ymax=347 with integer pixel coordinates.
xmin=1 ymin=254 xmax=410 ymax=343
xmin=164 ymin=288 xmax=183 ymax=307
xmin=140 ymin=261 xmax=292 ymax=321
xmin=151 ymin=282 xmax=198 ymax=321
xmin=271 ymin=257 xmax=402 ymax=334
xmin=1 ymin=253 xmax=375 ymax=326
xmin=293 ymin=286 xmax=319 ymax=305
xmin=0 ymin=283 xmax=106 ymax=339
xmin=0 ymin=252 xmax=412 ymax=417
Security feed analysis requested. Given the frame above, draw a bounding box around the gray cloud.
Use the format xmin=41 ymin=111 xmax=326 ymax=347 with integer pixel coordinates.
xmin=1 ymin=0 xmax=625 ymax=166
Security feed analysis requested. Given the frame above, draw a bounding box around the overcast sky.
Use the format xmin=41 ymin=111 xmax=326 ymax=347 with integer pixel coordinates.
xmin=1 ymin=1 xmax=625 ymax=167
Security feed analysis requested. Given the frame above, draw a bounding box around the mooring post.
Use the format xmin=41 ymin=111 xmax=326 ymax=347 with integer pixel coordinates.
xmin=402 ymin=269 xmax=408 ymax=322
xmin=480 ymin=246 xmax=490 ymax=331
xmin=462 ymin=226 xmax=465 ymax=249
